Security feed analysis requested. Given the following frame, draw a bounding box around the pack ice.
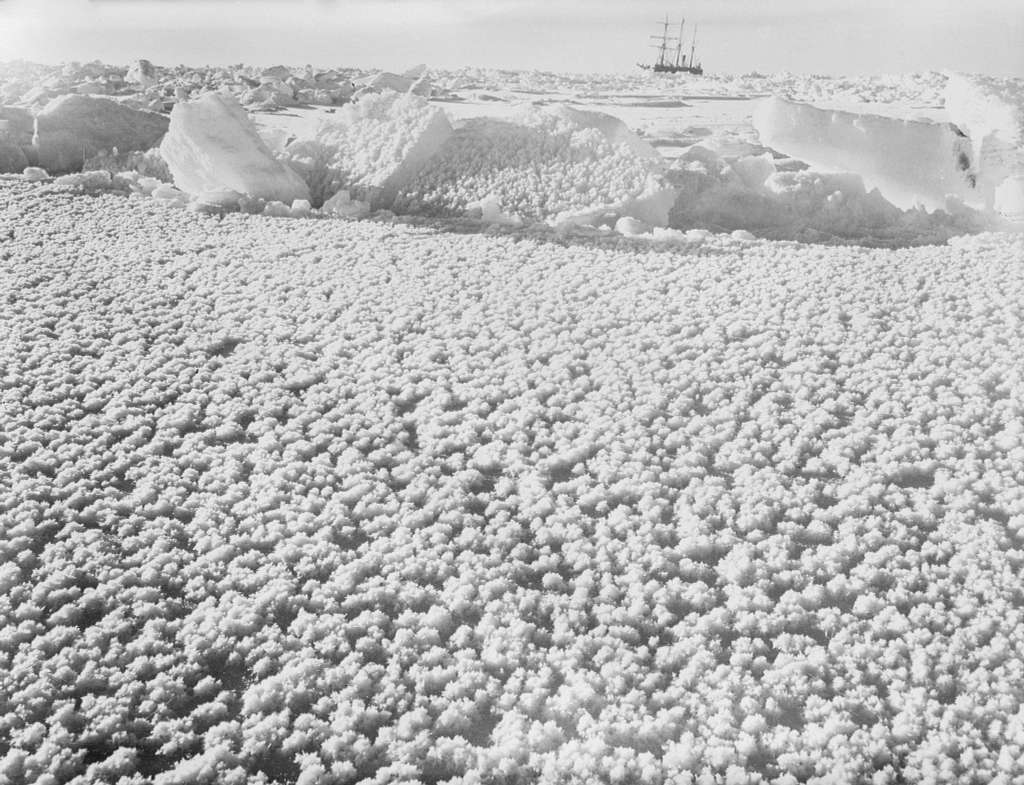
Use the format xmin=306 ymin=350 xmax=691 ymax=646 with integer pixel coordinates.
xmin=753 ymin=96 xmax=977 ymax=212
xmin=160 ymin=92 xmax=310 ymax=205
xmin=944 ymin=74 xmax=1024 ymax=222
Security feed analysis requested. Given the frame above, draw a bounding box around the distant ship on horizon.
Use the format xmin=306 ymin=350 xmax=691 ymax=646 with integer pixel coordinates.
xmin=639 ymin=13 xmax=703 ymax=75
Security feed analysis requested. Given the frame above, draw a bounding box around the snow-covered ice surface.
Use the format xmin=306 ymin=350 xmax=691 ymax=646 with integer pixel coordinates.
xmin=4 ymin=178 xmax=1024 ymax=784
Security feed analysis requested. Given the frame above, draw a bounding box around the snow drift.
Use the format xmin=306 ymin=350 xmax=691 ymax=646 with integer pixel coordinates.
xmin=161 ymin=91 xmax=310 ymax=205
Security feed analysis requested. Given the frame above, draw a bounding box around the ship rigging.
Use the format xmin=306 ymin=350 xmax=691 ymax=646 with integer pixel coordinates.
xmin=639 ymin=13 xmax=703 ymax=75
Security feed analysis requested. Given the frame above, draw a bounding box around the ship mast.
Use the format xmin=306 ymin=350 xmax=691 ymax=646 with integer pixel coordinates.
xmin=641 ymin=11 xmax=702 ymax=73
xmin=675 ymin=17 xmax=686 ymax=67
xmin=651 ymin=14 xmax=680 ymax=68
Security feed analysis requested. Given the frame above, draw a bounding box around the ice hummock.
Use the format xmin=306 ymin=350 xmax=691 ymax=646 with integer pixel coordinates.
xmin=753 ymin=96 xmax=979 ymax=212
xmin=160 ymin=91 xmax=310 ymax=205
xmin=283 ymin=91 xmax=452 ymax=208
xmin=393 ymin=104 xmax=672 ymax=226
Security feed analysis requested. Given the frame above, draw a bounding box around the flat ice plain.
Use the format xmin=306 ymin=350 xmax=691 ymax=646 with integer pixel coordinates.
xmin=3 ymin=64 xmax=1024 ymax=785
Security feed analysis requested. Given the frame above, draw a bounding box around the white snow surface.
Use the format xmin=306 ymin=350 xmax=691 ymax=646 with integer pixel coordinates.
xmin=160 ymin=92 xmax=310 ymax=204
xmin=4 ymin=179 xmax=1024 ymax=784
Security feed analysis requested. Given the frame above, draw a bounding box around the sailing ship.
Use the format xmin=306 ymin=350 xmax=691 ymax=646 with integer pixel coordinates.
xmin=639 ymin=14 xmax=703 ymax=75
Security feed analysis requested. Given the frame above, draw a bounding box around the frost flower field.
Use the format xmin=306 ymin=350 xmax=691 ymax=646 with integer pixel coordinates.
xmin=3 ymin=180 xmax=1024 ymax=784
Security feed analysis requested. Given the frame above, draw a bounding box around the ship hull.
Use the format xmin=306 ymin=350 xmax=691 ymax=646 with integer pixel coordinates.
xmin=640 ymin=63 xmax=704 ymax=75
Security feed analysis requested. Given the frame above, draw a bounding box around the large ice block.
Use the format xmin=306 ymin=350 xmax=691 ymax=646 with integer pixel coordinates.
xmin=160 ymin=91 xmax=310 ymax=204
xmin=35 ymin=94 xmax=169 ymax=174
xmin=944 ymin=74 xmax=1024 ymax=222
xmin=753 ymin=96 xmax=978 ymax=211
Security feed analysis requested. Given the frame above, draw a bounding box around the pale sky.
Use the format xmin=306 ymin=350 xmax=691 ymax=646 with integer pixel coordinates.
xmin=0 ymin=0 xmax=1021 ymax=76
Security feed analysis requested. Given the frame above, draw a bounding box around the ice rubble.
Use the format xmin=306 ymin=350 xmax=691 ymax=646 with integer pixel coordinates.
xmin=0 ymin=60 xmax=359 ymax=114
xmin=0 ymin=59 xmax=954 ymax=113
xmin=283 ymin=91 xmax=453 ymax=208
xmin=4 ymin=58 xmax=1022 ymax=239
xmin=752 ymin=96 xmax=977 ymax=212
xmin=354 ymin=70 xmax=432 ymax=98
xmin=7 ymin=85 xmax=674 ymax=229
xmin=161 ymin=91 xmax=310 ymax=205
xmin=125 ymin=58 xmax=157 ymax=89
